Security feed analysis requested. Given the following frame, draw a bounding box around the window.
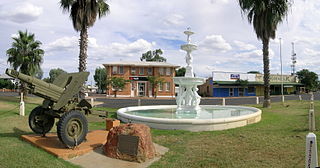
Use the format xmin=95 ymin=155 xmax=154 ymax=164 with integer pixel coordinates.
xmin=112 ymin=66 xmax=118 ymax=74
xmin=131 ymin=67 xmax=136 ymax=75
xmin=229 ymin=88 xmax=234 ymax=96
xmin=166 ymin=82 xmax=170 ymax=91
xmin=159 ymin=67 xmax=164 ymax=75
xmin=248 ymin=87 xmax=255 ymax=93
xmin=139 ymin=67 xmax=144 ymax=75
xmin=147 ymin=68 xmax=153 ymax=75
xmin=119 ymin=66 xmax=124 ymax=74
xmin=159 ymin=83 xmax=163 ymax=91
xmin=166 ymin=68 xmax=171 ymax=76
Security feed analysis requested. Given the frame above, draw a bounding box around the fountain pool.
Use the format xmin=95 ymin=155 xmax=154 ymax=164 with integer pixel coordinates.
xmin=117 ymin=105 xmax=261 ymax=131
xmin=116 ymin=28 xmax=262 ymax=131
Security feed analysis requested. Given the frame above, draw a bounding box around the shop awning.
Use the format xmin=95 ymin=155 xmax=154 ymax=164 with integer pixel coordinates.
xmin=212 ymin=81 xmax=303 ymax=86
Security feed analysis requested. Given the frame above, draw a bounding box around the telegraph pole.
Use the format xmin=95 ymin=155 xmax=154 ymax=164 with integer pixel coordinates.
xmin=291 ymin=42 xmax=297 ymax=75
xmin=279 ymin=38 xmax=284 ymax=103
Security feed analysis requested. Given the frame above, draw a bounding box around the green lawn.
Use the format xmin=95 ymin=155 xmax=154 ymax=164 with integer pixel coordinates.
xmin=0 ymin=96 xmax=318 ymax=168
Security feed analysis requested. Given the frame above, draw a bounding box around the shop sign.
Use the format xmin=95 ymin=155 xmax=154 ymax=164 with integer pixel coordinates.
xmin=255 ymin=74 xmax=296 ymax=82
xmin=230 ymin=74 xmax=240 ymax=79
xmin=129 ymin=76 xmax=148 ymax=81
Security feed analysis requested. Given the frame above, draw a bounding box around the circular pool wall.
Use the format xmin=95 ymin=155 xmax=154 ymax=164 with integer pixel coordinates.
xmin=117 ymin=105 xmax=261 ymax=132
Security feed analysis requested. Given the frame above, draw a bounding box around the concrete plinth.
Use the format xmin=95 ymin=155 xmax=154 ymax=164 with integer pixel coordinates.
xmin=21 ymin=130 xmax=108 ymax=159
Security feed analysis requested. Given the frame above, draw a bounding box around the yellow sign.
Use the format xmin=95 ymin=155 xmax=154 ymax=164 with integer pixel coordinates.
xmin=255 ymin=74 xmax=297 ymax=83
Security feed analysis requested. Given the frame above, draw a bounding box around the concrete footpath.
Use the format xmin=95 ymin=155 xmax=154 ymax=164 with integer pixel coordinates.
xmin=69 ymin=143 xmax=169 ymax=168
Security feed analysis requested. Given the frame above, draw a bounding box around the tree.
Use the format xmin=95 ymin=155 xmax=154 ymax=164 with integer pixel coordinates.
xmin=43 ymin=68 xmax=67 ymax=83
xmin=6 ymin=30 xmax=44 ymax=95
xmin=60 ymin=0 xmax=110 ymax=72
xmin=107 ymin=77 xmax=128 ymax=98
xmin=239 ymin=0 xmax=291 ymax=108
xmin=147 ymin=76 xmax=164 ymax=98
xmin=175 ymin=67 xmax=186 ymax=77
xmin=93 ymin=67 xmax=106 ymax=93
xmin=247 ymin=71 xmax=261 ymax=74
xmin=235 ymin=79 xmax=249 ymax=87
xmin=140 ymin=49 xmax=166 ymax=62
xmin=0 ymin=79 xmax=14 ymax=89
xmin=296 ymin=69 xmax=319 ymax=92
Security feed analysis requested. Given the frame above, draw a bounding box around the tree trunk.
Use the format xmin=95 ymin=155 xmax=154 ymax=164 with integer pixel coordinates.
xmin=262 ymin=38 xmax=271 ymax=108
xmin=154 ymin=86 xmax=157 ymax=98
xmin=79 ymin=27 xmax=88 ymax=72
xmin=20 ymin=81 xmax=27 ymax=99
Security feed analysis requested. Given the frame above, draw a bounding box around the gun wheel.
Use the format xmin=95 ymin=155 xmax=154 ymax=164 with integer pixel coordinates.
xmin=57 ymin=110 xmax=88 ymax=148
xmin=29 ymin=106 xmax=55 ymax=134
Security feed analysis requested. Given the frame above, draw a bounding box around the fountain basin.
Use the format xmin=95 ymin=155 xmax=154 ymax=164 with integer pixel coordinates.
xmin=181 ymin=44 xmax=197 ymax=51
xmin=117 ymin=105 xmax=261 ymax=132
xmin=174 ymin=77 xmax=205 ymax=85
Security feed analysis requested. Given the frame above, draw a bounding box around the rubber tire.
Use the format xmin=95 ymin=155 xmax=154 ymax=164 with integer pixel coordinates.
xmin=28 ymin=106 xmax=55 ymax=134
xmin=57 ymin=110 xmax=88 ymax=148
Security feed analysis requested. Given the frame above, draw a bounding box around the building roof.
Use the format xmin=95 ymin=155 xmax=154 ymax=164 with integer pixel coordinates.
xmin=213 ymin=81 xmax=303 ymax=86
xmin=103 ymin=61 xmax=180 ymax=68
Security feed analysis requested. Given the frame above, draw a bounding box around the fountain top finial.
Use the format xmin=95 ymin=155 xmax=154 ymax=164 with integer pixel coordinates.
xmin=184 ymin=27 xmax=194 ymax=44
xmin=184 ymin=28 xmax=194 ymax=36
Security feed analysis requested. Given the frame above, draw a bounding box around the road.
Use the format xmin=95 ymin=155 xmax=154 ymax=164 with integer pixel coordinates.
xmin=94 ymin=93 xmax=317 ymax=108
xmin=0 ymin=91 xmax=317 ymax=109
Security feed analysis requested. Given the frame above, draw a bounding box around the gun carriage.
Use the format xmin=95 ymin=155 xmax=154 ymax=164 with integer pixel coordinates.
xmin=6 ymin=69 xmax=92 ymax=148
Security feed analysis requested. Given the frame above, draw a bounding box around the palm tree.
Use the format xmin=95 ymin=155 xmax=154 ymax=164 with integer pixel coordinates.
xmin=60 ymin=0 xmax=110 ymax=72
xmin=6 ymin=30 xmax=44 ymax=95
xmin=239 ymin=0 xmax=290 ymax=108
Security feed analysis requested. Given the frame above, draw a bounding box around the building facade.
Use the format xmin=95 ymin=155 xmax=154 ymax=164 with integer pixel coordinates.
xmin=198 ymin=72 xmax=303 ymax=97
xmin=103 ymin=61 xmax=179 ymax=97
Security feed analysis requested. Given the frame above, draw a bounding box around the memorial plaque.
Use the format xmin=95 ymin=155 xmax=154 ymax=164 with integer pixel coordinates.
xmin=117 ymin=135 xmax=139 ymax=156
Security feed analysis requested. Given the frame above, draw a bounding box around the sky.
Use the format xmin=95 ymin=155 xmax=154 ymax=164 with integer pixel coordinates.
xmin=0 ymin=0 xmax=319 ymax=84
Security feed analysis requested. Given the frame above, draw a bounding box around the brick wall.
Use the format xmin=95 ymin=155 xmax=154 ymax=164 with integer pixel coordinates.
xmin=104 ymin=65 xmax=176 ymax=97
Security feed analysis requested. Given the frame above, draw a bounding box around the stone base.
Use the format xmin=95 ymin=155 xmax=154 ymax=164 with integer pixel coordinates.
xmin=21 ymin=130 xmax=108 ymax=159
xmin=104 ymin=123 xmax=156 ymax=163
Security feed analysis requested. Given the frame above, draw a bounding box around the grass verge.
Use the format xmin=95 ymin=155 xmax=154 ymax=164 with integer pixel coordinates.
xmin=0 ymin=95 xmax=318 ymax=167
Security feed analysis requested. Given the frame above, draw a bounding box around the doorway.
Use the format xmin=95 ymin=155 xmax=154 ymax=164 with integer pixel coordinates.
xmin=239 ymin=88 xmax=244 ymax=96
xmin=138 ymin=82 xmax=146 ymax=97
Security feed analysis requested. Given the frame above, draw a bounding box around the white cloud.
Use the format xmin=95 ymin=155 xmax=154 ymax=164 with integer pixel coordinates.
xmin=163 ymin=14 xmax=184 ymax=26
xmin=210 ymin=0 xmax=230 ymax=4
xmin=0 ymin=3 xmax=43 ymax=23
xmin=45 ymin=36 xmax=102 ymax=52
xmin=10 ymin=34 xmax=18 ymax=38
xmin=108 ymin=39 xmax=155 ymax=57
xmin=45 ymin=36 xmax=78 ymax=52
xmin=2 ymin=0 xmax=320 ymax=78
xmin=199 ymin=35 xmax=232 ymax=52
xmin=233 ymin=40 xmax=256 ymax=51
xmin=45 ymin=36 xmax=155 ymax=61
xmin=303 ymin=48 xmax=320 ymax=56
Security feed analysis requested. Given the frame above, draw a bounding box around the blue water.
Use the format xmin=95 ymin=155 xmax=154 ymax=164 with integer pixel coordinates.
xmin=125 ymin=106 xmax=257 ymax=119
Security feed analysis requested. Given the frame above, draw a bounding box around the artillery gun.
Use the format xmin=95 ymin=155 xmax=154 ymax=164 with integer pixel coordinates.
xmin=6 ymin=69 xmax=92 ymax=148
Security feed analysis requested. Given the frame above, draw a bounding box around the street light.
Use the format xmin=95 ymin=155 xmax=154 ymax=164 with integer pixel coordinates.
xmin=279 ymin=38 xmax=284 ymax=103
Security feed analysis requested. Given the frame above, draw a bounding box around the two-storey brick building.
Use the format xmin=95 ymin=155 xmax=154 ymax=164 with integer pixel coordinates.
xmin=103 ymin=61 xmax=179 ymax=97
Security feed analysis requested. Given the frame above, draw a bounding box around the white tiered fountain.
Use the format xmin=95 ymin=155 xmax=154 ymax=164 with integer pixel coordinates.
xmin=174 ymin=28 xmax=205 ymax=112
xmin=117 ymin=29 xmax=261 ymax=132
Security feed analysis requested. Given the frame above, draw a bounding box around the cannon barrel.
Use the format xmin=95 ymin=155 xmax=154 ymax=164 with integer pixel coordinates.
xmin=6 ymin=69 xmax=64 ymax=102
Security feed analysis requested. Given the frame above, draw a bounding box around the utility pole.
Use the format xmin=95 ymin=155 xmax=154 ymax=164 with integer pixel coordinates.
xmin=291 ymin=42 xmax=297 ymax=76
xmin=99 ymin=69 xmax=102 ymax=94
xmin=279 ymin=38 xmax=284 ymax=103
